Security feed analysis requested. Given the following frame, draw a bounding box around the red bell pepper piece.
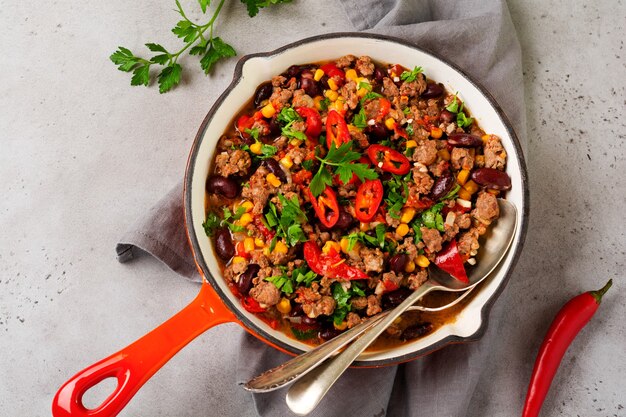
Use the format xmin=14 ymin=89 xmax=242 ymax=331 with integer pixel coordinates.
xmin=292 ymin=169 xmax=313 ymax=186
xmin=306 ymin=186 xmax=339 ymax=229
xmin=237 ymin=111 xmax=268 ymax=138
xmin=303 ymin=241 xmax=368 ymax=280
xmin=242 ymin=296 xmax=266 ymax=313
xmin=296 ymin=107 xmax=323 ymax=139
xmin=406 ymin=195 xmax=435 ymax=211
xmin=375 ymin=98 xmax=391 ymax=121
xmin=326 ymin=110 xmax=351 ymax=149
xmin=354 ymin=179 xmax=383 ymax=222
xmin=367 ymin=144 xmax=411 ymax=175
xmin=522 ymin=280 xmax=612 ymax=417
xmin=320 ymin=63 xmax=345 ymax=82
xmin=434 ymin=240 xmax=469 ymax=283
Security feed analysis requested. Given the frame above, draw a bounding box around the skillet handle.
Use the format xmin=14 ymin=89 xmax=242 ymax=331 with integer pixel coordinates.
xmin=52 ymin=283 xmax=236 ymax=417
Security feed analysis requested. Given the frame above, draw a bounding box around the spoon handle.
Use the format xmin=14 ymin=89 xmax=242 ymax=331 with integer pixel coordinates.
xmin=286 ymin=281 xmax=437 ymax=415
xmin=244 ymin=312 xmax=387 ymax=392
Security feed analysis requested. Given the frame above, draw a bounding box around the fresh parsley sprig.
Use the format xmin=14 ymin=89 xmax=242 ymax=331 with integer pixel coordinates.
xmin=309 ymin=142 xmax=378 ymax=197
xmin=266 ymin=265 xmax=318 ymax=294
xmin=445 ymin=94 xmax=474 ymax=128
xmin=400 ymin=66 xmax=423 ymax=82
xmin=276 ymin=107 xmax=308 ymax=141
xmin=202 ymin=206 xmax=248 ymax=236
xmin=264 ymin=194 xmax=308 ymax=247
xmin=331 ymin=281 xmax=365 ymax=325
xmin=110 ymin=0 xmax=291 ymax=93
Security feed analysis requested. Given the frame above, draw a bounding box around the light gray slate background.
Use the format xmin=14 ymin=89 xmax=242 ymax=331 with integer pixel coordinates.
xmin=1 ymin=0 xmax=624 ymax=416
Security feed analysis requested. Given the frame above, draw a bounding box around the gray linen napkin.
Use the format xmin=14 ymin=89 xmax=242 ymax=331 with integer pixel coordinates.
xmin=117 ymin=0 xmax=526 ymax=415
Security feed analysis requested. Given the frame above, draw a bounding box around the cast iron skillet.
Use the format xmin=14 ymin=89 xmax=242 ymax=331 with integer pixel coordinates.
xmin=52 ymin=32 xmax=528 ymax=417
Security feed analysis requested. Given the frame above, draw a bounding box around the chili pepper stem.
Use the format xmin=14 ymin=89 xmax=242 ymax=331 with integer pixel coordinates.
xmin=590 ymin=279 xmax=613 ymax=304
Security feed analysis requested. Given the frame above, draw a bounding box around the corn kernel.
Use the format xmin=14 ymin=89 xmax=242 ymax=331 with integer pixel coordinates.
xmin=404 ymin=260 xmax=416 ymax=273
xmin=261 ymin=103 xmax=276 ymax=118
xmin=458 ymin=188 xmax=472 ymax=201
xmin=334 ymin=321 xmax=348 ymax=330
xmin=276 ymin=298 xmax=292 ymax=314
xmin=238 ymin=213 xmax=253 ymax=227
xmin=232 ymin=256 xmax=246 ymax=265
xmin=416 ymin=255 xmax=430 ymax=268
xmin=331 ymin=99 xmax=345 ymax=113
xmin=457 ymin=169 xmax=470 ymax=186
xmin=385 ymin=117 xmax=396 ymax=130
xmin=430 ymin=127 xmax=443 ymax=139
xmin=273 ymin=241 xmax=288 ymax=254
xmin=241 ymin=201 xmax=254 ymax=212
xmin=437 ymin=148 xmax=451 ymax=161
xmin=254 ymin=238 xmax=265 ymax=248
xmin=250 ymin=142 xmax=262 ymax=155
xmin=356 ymin=87 xmax=368 ymax=98
xmin=487 ymin=189 xmax=500 ymax=196
xmin=313 ymin=95 xmax=325 ymax=111
xmin=327 ymin=78 xmax=339 ymax=91
xmin=266 ymin=173 xmax=282 ymax=188
xmin=324 ymin=89 xmax=339 ymax=102
xmin=345 ymin=69 xmax=358 ymax=81
xmin=360 ymin=222 xmax=370 ymax=231
xmin=340 ymin=238 xmax=350 ymax=254
xmin=405 ymin=140 xmax=417 ymax=149
xmin=243 ymin=237 xmax=255 ymax=253
xmin=396 ymin=223 xmax=410 ymax=237
xmin=322 ymin=241 xmax=341 ymax=254
xmin=280 ymin=155 xmax=293 ymax=169
xmin=482 ymin=134 xmax=491 ymax=143
xmin=314 ymin=69 xmax=324 ymax=81
xmin=400 ymin=208 xmax=416 ymax=223
xmin=263 ymin=247 xmax=270 ymax=256
xmin=463 ymin=180 xmax=479 ymax=195
xmin=290 ymin=138 xmax=301 ymax=146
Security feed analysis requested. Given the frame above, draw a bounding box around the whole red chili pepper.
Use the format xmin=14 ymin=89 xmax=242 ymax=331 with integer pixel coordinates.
xmin=521 ymin=279 xmax=613 ymax=417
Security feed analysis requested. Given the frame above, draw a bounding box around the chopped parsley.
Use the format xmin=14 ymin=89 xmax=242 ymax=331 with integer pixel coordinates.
xmin=344 ymin=224 xmax=388 ymax=251
xmin=309 ymin=142 xmax=378 ymax=197
xmin=400 ymin=66 xmax=423 ymax=82
xmin=276 ymin=106 xmax=308 ymax=141
xmin=331 ymin=282 xmax=365 ymax=325
xmin=359 ymin=91 xmax=383 ymax=106
xmin=266 ymin=265 xmax=318 ymax=295
xmin=202 ymin=206 xmax=247 ymax=236
xmin=357 ymin=81 xmax=372 ymax=92
xmin=384 ymin=174 xmax=410 ymax=219
xmin=264 ymin=193 xmax=308 ymax=247
xmin=445 ymin=94 xmax=474 ymax=128
xmin=352 ymin=107 xmax=368 ymax=129
xmin=420 ymin=202 xmax=445 ymax=232
xmin=319 ymin=97 xmax=330 ymax=111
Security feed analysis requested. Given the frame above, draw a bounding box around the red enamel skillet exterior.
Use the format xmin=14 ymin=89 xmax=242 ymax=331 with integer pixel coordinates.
xmin=51 ymin=32 xmax=528 ymax=417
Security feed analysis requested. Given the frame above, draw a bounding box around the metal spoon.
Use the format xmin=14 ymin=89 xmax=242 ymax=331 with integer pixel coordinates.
xmin=286 ymin=199 xmax=517 ymax=416
xmin=244 ymin=286 xmax=474 ymax=393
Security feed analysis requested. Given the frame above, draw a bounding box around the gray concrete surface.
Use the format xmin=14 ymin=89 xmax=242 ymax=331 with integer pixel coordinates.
xmin=1 ymin=0 xmax=624 ymax=416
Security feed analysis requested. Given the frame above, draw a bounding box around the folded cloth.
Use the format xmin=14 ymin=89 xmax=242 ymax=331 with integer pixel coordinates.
xmin=117 ymin=0 xmax=526 ymax=415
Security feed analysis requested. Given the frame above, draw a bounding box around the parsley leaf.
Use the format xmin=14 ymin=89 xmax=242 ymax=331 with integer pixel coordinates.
xmin=266 ymin=265 xmax=318 ymax=295
xmin=264 ymin=194 xmax=308 ymax=247
xmin=400 ymin=66 xmax=423 ymax=82
xmin=310 ymin=142 xmax=378 ymax=197
xmin=331 ymin=282 xmax=366 ymax=325
xmin=456 ymin=111 xmax=474 ymax=128
xmin=357 ymin=81 xmax=372 ymax=92
xmin=241 ymin=0 xmax=292 ymax=17
xmin=202 ymin=206 xmax=247 ymax=236
xmin=445 ymin=94 xmax=460 ymax=113
xmin=384 ymin=174 xmax=410 ymax=219
xmin=277 ymin=107 xmax=301 ymax=124
xmin=421 ymin=202 xmax=445 ymax=232
xmin=359 ymin=91 xmax=383 ymax=106
xmin=352 ymin=108 xmax=368 ymax=129
xmin=319 ymin=97 xmax=330 ymax=111
xmin=245 ymin=128 xmax=260 ymax=140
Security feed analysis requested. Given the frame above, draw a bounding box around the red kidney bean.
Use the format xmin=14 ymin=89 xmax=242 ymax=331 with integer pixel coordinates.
xmin=253 ymin=82 xmax=273 ymax=108
xmin=422 ymin=83 xmax=444 ymax=99
xmin=214 ymin=228 xmax=235 ymax=261
xmin=301 ymin=69 xmax=314 ymax=79
xmin=364 ymin=122 xmax=389 ymax=142
xmin=389 ymin=253 xmax=409 ymax=273
xmin=301 ymin=316 xmax=319 ymax=326
xmin=319 ymin=327 xmax=341 ymax=341
xmin=430 ymin=172 xmax=455 ymax=200
xmin=320 ymin=209 xmax=353 ymax=232
xmin=319 ymin=75 xmax=330 ymax=90
xmin=263 ymin=159 xmax=287 ymax=183
xmin=440 ymin=109 xmax=455 ymax=123
xmin=206 ymin=175 xmax=240 ymax=199
xmin=236 ymin=264 xmax=260 ymax=295
xmin=374 ymin=66 xmax=385 ymax=83
xmin=300 ymin=77 xmax=320 ymax=97
xmin=268 ymin=116 xmax=281 ymax=136
xmin=382 ymin=288 xmax=412 ymax=310
xmin=471 ymin=168 xmax=512 ymax=190
xmin=447 ymin=133 xmax=483 ymax=148
xmin=401 ymin=322 xmax=433 ymax=340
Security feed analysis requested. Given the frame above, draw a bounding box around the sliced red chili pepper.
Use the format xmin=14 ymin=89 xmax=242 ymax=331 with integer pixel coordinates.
xmin=326 ymin=110 xmax=351 ymax=149
xmin=393 ymin=124 xmax=409 ymax=139
xmin=303 ymin=241 xmax=368 ymax=280
xmin=306 ymin=187 xmax=339 ymax=228
xmin=367 ymin=144 xmax=411 ymax=175
xmin=434 ymin=240 xmax=469 ymax=283
xmin=406 ymin=195 xmax=435 ymax=211
xmin=292 ymin=169 xmax=313 ymax=186
xmin=296 ymin=107 xmax=323 ymax=139
xmin=235 ymin=241 xmax=251 ymax=260
xmin=354 ymin=179 xmax=383 ymax=222
xmin=242 ymin=296 xmax=266 ymax=313
xmin=320 ymin=63 xmax=346 ymax=81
